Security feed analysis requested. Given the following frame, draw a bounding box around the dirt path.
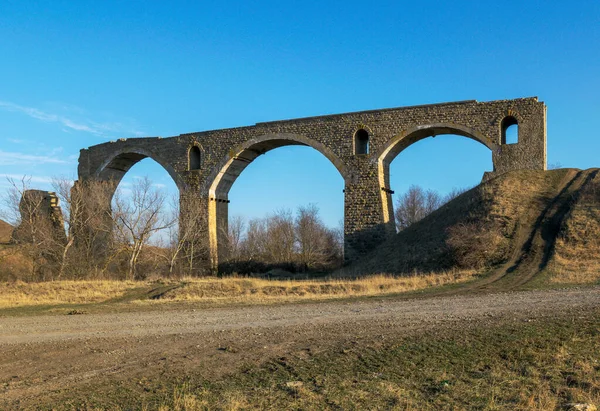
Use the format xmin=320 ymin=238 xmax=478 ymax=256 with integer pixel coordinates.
xmin=1 ymin=287 xmax=599 ymax=408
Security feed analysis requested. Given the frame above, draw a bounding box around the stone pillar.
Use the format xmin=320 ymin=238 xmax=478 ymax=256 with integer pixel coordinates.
xmin=70 ymin=179 xmax=117 ymax=265
xmin=207 ymin=196 xmax=229 ymax=271
xmin=179 ymin=190 xmax=212 ymax=275
xmin=344 ymin=158 xmax=392 ymax=262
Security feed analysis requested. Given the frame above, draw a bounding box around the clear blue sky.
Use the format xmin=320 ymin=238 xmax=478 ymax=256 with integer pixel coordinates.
xmin=1 ymin=1 xmax=598 ymax=227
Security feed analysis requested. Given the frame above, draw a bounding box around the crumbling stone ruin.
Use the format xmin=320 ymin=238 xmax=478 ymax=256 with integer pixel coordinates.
xmin=11 ymin=190 xmax=66 ymax=245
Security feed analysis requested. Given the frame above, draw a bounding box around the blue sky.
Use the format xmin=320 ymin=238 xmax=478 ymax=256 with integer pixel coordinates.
xmin=1 ymin=0 xmax=599 ymax=227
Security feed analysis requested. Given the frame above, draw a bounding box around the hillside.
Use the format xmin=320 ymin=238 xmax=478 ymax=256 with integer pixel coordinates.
xmin=345 ymin=168 xmax=600 ymax=287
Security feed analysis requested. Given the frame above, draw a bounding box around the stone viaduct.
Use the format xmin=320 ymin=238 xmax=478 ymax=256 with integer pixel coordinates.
xmin=77 ymin=97 xmax=547 ymax=268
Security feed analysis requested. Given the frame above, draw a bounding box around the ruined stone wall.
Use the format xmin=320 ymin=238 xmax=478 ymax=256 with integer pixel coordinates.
xmin=77 ymin=97 xmax=547 ymax=268
xmin=12 ymin=190 xmax=66 ymax=245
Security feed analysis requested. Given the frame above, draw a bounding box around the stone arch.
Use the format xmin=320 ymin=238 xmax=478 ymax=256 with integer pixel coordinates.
xmin=206 ymin=132 xmax=349 ymax=266
xmin=206 ymin=133 xmax=349 ymax=198
xmin=376 ymin=123 xmax=495 ymax=227
xmin=95 ymin=147 xmax=183 ymax=191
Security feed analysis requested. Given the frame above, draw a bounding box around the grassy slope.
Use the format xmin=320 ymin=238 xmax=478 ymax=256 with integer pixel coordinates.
xmin=346 ymin=168 xmax=600 ymax=287
xmin=551 ymin=170 xmax=600 ymax=282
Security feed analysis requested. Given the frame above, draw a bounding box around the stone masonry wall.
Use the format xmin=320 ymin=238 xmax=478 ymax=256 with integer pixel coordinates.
xmin=77 ymin=97 xmax=546 ymax=269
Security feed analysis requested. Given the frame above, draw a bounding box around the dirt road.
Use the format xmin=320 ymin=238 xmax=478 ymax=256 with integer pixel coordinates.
xmin=1 ymin=287 xmax=599 ymax=408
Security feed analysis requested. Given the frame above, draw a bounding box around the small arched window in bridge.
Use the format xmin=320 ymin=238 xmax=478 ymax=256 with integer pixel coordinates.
xmin=354 ymin=129 xmax=370 ymax=155
xmin=189 ymin=146 xmax=201 ymax=170
xmin=501 ymin=116 xmax=519 ymax=144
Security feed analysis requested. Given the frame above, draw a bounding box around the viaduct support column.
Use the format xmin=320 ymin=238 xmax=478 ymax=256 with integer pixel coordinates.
xmin=344 ymin=158 xmax=393 ymax=263
xmin=207 ymin=196 xmax=229 ymax=271
xmin=70 ymin=178 xmax=118 ymax=267
xmin=179 ymin=189 xmax=213 ymax=275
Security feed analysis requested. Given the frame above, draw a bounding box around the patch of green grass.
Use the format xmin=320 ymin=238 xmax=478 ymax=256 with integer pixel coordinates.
xmin=41 ymin=309 xmax=600 ymax=410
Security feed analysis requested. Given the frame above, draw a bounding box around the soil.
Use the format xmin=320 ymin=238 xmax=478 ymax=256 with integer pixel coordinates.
xmin=1 ymin=287 xmax=599 ymax=408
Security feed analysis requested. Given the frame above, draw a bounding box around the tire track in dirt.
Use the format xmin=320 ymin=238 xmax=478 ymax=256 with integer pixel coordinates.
xmin=440 ymin=169 xmax=599 ymax=294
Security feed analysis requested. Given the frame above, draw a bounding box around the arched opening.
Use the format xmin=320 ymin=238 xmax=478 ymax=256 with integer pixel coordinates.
xmin=96 ymin=149 xmax=181 ymax=192
xmin=94 ymin=151 xmax=181 ymax=279
xmin=354 ymin=129 xmax=370 ymax=155
xmin=501 ymin=116 xmax=519 ymax=145
xmin=189 ymin=146 xmax=201 ymax=170
xmin=377 ymin=124 xmax=494 ymax=231
xmin=208 ymin=134 xmax=347 ymax=272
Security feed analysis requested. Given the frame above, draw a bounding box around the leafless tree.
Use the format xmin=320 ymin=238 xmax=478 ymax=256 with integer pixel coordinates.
xmin=227 ymin=215 xmax=245 ymax=262
xmin=51 ymin=177 xmax=116 ymax=278
xmin=112 ymin=177 xmax=175 ymax=280
xmin=156 ymin=195 xmax=209 ymax=276
xmin=61 ymin=178 xmax=118 ymax=278
xmin=264 ymin=209 xmax=295 ymax=264
xmin=241 ymin=217 xmax=267 ymax=261
xmin=295 ymin=204 xmax=331 ymax=268
xmin=229 ymin=205 xmax=343 ymax=272
xmin=395 ymin=185 xmax=470 ymax=231
xmin=395 ymin=185 xmax=441 ymax=231
xmin=548 ymin=161 xmax=562 ymax=170
xmin=443 ymin=186 xmax=469 ymax=203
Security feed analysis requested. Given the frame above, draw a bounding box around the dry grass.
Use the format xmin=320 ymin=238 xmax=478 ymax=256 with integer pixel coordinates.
xmin=0 ymin=270 xmax=478 ymax=308
xmin=548 ymin=260 xmax=600 ymax=284
xmin=550 ymin=171 xmax=600 ymax=284
xmin=349 ymin=169 xmax=577 ymax=276
xmin=0 ymin=280 xmax=138 ymax=308
xmin=153 ymin=270 xmax=478 ymax=304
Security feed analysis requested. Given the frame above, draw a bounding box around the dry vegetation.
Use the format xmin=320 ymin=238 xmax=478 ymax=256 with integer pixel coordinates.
xmin=3 ymin=168 xmax=600 ymax=292
xmin=0 ymin=280 xmax=138 ymax=307
xmin=551 ymin=171 xmax=600 ymax=284
xmin=156 ymin=270 xmax=477 ymax=303
xmin=0 ymin=270 xmax=478 ymax=308
xmin=348 ymin=169 xmax=582 ymax=276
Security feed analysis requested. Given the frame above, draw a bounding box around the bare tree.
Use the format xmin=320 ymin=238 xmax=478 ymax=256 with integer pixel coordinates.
xmin=264 ymin=209 xmax=295 ymax=264
xmin=443 ymin=186 xmax=469 ymax=203
xmin=395 ymin=185 xmax=441 ymax=231
xmin=241 ymin=218 xmax=267 ymax=261
xmin=395 ymin=185 xmax=470 ymax=231
xmin=227 ymin=215 xmax=245 ymax=262
xmin=295 ymin=204 xmax=331 ymax=268
xmin=231 ymin=206 xmax=343 ymax=272
xmin=333 ymin=219 xmax=345 ymax=261
xmin=62 ymin=179 xmax=118 ymax=278
xmin=425 ymin=190 xmax=443 ymax=215
xmin=548 ymin=162 xmax=562 ymax=170
xmin=51 ymin=177 xmax=115 ymax=278
xmin=112 ymin=177 xmax=174 ymax=280
xmin=50 ymin=177 xmax=76 ymax=278
xmin=156 ymin=195 xmax=209 ymax=276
